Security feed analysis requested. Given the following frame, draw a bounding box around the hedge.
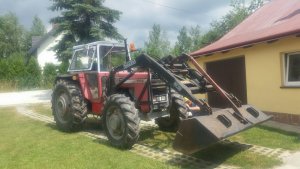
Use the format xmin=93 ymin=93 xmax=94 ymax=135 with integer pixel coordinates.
xmin=42 ymin=63 xmax=58 ymax=88
xmin=0 ymin=53 xmax=41 ymax=90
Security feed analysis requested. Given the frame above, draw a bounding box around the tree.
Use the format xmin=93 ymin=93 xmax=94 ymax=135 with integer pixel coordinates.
xmin=43 ymin=63 xmax=57 ymax=87
xmin=144 ymin=24 xmax=170 ymax=58
xmin=189 ymin=25 xmax=202 ymax=51
xmin=30 ymin=16 xmax=46 ymax=37
xmin=49 ymin=0 xmax=122 ymax=66
xmin=172 ymin=25 xmax=202 ymax=55
xmin=173 ymin=26 xmax=192 ymax=56
xmin=199 ymin=0 xmax=265 ymax=48
xmin=0 ymin=13 xmax=24 ymax=58
xmin=24 ymin=15 xmax=46 ymax=51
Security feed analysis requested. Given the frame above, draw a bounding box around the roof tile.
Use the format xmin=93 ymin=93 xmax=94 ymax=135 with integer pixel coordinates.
xmin=191 ymin=0 xmax=300 ymax=57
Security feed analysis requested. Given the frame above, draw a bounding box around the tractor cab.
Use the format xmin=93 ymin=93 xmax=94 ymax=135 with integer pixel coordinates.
xmin=66 ymin=41 xmax=157 ymax=114
xmin=68 ymin=41 xmax=127 ymax=73
xmin=67 ymin=42 xmax=130 ymax=109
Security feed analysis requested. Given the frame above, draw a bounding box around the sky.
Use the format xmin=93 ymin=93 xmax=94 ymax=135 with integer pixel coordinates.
xmin=0 ymin=0 xmax=232 ymax=47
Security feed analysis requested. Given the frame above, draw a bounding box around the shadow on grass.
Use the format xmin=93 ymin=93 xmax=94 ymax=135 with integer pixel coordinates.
xmin=46 ymin=118 xmax=128 ymax=149
xmin=192 ymin=142 xmax=252 ymax=164
xmin=82 ymin=118 xmax=103 ymax=130
xmin=139 ymin=128 xmax=176 ymax=150
xmin=138 ymin=128 xmax=254 ymax=168
xmin=45 ymin=119 xmax=117 ymax=149
xmin=45 ymin=117 xmax=103 ymax=131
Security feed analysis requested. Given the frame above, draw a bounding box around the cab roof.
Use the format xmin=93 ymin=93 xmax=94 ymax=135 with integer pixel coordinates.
xmin=73 ymin=41 xmax=125 ymax=50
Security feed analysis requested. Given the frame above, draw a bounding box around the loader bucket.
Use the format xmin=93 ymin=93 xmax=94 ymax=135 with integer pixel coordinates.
xmin=173 ymin=105 xmax=272 ymax=154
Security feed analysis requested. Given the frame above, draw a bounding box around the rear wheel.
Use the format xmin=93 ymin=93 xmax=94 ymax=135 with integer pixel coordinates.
xmin=155 ymin=92 xmax=188 ymax=132
xmin=52 ymin=80 xmax=88 ymax=132
xmin=103 ymin=94 xmax=140 ymax=148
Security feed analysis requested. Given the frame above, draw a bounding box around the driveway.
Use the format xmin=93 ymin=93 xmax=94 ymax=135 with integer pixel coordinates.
xmin=0 ymin=90 xmax=51 ymax=107
xmin=274 ymin=152 xmax=300 ymax=169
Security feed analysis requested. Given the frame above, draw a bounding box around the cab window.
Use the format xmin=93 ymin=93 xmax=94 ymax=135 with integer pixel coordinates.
xmin=69 ymin=46 xmax=96 ymax=71
xmin=99 ymin=46 xmax=126 ymax=71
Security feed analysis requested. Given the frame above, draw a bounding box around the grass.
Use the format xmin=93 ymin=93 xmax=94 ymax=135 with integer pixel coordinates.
xmin=0 ymin=81 xmax=52 ymax=93
xmin=0 ymin=81 xmax=19 ymax=93
xmin=11 ymin=104 xmax=300 ymax=168
xmin=139 ymin=129 xmax=281 ymax=169
xmin=230 ymin=126 xmax=300 ymax=150
xmin=0 ymin=107 xmax=178 ymax=169
xmin=29 ymin=103 xmax=52 ymax=116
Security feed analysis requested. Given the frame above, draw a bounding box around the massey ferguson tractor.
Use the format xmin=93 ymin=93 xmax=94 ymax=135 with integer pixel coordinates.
xmin=51 ymin=40 xmax=271 ymax=154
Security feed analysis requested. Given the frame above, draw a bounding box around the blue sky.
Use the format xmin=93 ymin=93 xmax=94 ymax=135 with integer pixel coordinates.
xmin=0 ymin=0 xmax=233 ymax=46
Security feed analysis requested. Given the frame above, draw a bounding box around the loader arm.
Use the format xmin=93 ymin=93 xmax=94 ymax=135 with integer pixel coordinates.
xmin=108 ymin=53 xmax=272 ymax=154
xmin=107 ymin=54 xmax=210 ymax=113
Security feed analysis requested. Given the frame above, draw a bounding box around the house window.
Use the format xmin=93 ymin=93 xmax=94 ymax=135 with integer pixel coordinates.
xmin=284 ymin=52 xmax=300 ymax=86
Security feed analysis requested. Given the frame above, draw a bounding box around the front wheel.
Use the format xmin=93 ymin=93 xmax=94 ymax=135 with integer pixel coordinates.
xmin=155 ymin=92 xmax=188 ymax=132
xmin=102 ymin=94 xmax=140 ymax=148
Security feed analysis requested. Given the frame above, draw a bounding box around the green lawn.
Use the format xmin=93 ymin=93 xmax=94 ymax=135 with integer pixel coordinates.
xmin=29 ymin=103 xmax=52 ymax=116
xmin=230 ymin=126 xmax=300 ymax=150
xmin=139 ymin=129 xmax=281 ymax=169
xmin=8 ymin=104 xmax=300 ymax=169
xmin=0 ymin=107 xmax=178 ymax=169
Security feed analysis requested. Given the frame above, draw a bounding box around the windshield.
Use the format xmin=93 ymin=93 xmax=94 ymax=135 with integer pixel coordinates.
xmin=69 ymin=46 xmax=96 ymax=71
xmin=99 ymin=45 xmax=126 ymax=71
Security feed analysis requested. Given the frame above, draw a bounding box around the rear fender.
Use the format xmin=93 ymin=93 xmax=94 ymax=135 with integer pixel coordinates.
xmin=54 ymin=74 xmax=76 ymax=84
xmin=56 ymin=74 xmax=104 ymax=115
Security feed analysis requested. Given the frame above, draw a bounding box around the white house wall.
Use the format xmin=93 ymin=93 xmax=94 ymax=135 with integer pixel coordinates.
xmin=37 ymin=34 xmax=63 ymax=70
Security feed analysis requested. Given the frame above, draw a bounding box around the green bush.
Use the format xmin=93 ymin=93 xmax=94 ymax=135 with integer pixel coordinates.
xmin=0 ymin=53 xmax=41 ymax=91
xmin=43 ymin=63 xmax=57 ymax=88
xmin=18 ymin=57 xmax=41 ymax=89
xmin=58 ymin=61 xmax=69 ymax=74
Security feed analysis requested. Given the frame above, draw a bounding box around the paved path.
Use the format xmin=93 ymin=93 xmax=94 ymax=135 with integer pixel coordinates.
xmin=0 ymin=90 xmax=51 ymax=107
xmin=263 ymin=121 xmax=300 ymax=135
xmin=274 ymin=152 xmax=300 ymax=169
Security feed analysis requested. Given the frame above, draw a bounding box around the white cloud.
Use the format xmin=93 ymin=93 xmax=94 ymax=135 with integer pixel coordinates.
xmin=0 ymin=0 xmax=232 ymax=47
xmin=104 ymin=0 xmax=232 ymax=47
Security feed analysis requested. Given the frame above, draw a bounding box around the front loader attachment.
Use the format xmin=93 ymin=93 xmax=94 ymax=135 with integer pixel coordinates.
xmin=162 ymin=54 xmax=272 ymax=154
xmin=112 ymin=53 xmax=272 ymax=154
xmin=173 ymin=105 xmax=271 ymax=154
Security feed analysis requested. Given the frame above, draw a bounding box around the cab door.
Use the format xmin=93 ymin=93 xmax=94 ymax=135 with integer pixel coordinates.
xmin=97 ymin=45 xmax=126 ymax=103
xmin=84 ymin=46 xmax=100 ymax=101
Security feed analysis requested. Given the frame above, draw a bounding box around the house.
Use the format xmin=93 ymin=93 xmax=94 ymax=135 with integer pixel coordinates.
xmin=28 ymin=29 xmax=62 ymax=70
xmin=191 ymin=0 xmax=300 ymax=126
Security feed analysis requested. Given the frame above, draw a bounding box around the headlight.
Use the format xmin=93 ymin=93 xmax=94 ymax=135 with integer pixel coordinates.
xmin=153 ymin=97 xmax=157 ymax=102
xmin=157 ymin=96 xmax=161 ymax=101
xmin=161 ymin=95 xmax=166 ymax=101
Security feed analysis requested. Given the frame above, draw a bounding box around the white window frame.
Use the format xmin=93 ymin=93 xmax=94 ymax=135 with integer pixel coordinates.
xmin=68 ymin=45 xmax=96 ymax=72
xmin=284 ymin=52 xmax=300 ymax=87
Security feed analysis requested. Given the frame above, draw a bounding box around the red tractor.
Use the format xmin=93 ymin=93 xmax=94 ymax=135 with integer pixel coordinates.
xmin=52 ymin=40 xmax=271 ymax=154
